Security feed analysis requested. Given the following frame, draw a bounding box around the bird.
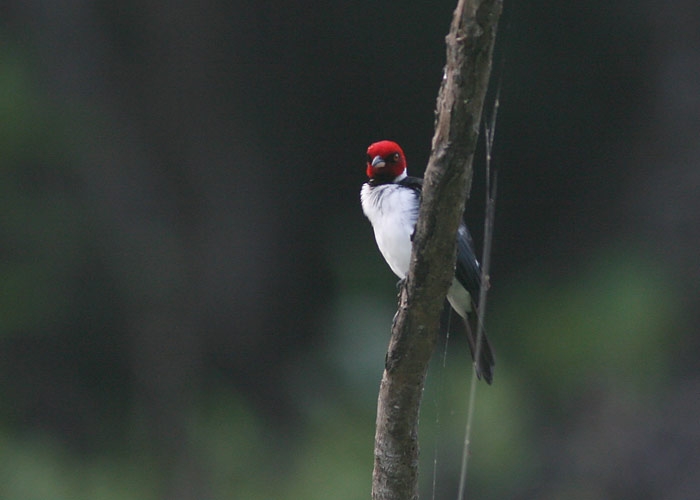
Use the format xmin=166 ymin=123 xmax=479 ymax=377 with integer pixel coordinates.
xmin=360 ymin=140 xmax=495 ymax=383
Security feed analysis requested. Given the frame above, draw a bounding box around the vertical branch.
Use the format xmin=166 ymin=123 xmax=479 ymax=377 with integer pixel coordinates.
xmin=371 ymin=1 xmax=503 ymax=499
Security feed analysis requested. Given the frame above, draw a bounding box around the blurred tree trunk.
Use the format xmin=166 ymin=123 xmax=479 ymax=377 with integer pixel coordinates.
xmin=371 ymin=0 xmax=502 ymax=498
xmin=12 ymin=2 xmax=267 ymax=499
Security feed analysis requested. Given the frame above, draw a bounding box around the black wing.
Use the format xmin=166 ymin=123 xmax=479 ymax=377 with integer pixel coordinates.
xmin=400 ymin=175 xmax=481 ymax=304
xmin=398 ymin=176 xmax=424 ymax=192
xmin=455 ymin=225 xmax=493 ymax=384
xmin=401 ymin=176 xmax=492 ymax=382
xmin=454 ymin=223 xmax=481 ymax=307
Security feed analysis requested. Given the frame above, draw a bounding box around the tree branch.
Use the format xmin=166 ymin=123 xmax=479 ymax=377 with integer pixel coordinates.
xmin=371 ymin=1 xmax=503 ymax=499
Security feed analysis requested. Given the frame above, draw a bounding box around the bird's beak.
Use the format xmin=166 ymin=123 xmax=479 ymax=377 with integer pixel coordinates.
xmin=371 ymin=155 xmax=386 ymax=169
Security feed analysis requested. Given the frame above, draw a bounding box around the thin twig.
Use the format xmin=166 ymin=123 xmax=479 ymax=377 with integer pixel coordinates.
xmin=457 ymin=87 xmax=500 ymax=500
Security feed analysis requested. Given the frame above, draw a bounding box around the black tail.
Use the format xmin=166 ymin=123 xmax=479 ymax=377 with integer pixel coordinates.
xmin=463 ymin=314 xmax=495 ymax=384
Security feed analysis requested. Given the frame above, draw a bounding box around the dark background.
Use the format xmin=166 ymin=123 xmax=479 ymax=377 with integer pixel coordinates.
xmin=2 ymin=1 xmax=699 ymax=499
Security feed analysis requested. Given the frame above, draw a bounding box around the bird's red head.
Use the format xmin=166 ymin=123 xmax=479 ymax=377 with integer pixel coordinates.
xmin=366 ymin=140 xmax=407 ymax=182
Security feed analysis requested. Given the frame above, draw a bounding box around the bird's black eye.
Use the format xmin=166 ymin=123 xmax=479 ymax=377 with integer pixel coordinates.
xmin=392 ymin=153 xmax=400 ymax=162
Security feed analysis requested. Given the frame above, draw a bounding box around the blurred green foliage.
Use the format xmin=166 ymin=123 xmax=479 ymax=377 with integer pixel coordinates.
xmin=497 ymin=248 xmax=677 ymax=396
xmin=1 ymin=1 xmax=698 ymax=498
xmin=0 ymin=45 xmax=82 ymax=339
xmin=0 ymin=242 xmax=682 ymax=499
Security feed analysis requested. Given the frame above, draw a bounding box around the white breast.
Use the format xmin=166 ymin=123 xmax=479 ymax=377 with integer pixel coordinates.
xmin=361 ymin=183 xmax=419 ymax=279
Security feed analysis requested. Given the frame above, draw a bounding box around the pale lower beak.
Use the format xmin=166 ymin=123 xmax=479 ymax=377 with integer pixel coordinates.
xmin=371 ymin=155 xmax=386 ymax=169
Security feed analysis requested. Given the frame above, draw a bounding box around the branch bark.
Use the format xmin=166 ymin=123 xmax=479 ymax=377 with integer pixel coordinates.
xmin=371 ymin=1 xmax=503 ymax=499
